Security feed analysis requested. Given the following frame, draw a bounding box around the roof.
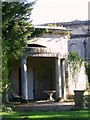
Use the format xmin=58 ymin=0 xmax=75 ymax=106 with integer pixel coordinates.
xmin=34 ymin=25 xmax=71 ymax=32
xmin=42 ymin=20 xmax=90 ymax=27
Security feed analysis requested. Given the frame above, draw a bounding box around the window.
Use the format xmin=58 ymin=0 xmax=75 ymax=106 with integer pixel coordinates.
xmin=70 ymin=43 xmax=78 ymax=53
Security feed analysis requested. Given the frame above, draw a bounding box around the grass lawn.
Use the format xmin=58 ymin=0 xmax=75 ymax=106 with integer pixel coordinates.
xmin=0 ymin=110 xmax=90 ymax=120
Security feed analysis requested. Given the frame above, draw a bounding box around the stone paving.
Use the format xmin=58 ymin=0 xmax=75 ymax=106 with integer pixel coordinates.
xmin=13 ymin=100 xmax=75 ymax=112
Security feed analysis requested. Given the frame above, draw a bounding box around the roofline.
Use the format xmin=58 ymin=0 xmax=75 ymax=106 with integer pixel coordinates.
xmin=42 ymin=20 xmax=90 ymax=27
xmin=34 ymin=25 xmax=71 ymax=31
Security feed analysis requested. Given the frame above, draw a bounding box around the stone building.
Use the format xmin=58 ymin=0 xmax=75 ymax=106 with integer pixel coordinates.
xmin=44 ymin=20 xmax=90 ymax=93
xmin=44 ymin=20 xmax=90 ymax=62
xmin=55 ymin=20 xmax=90 ymax=63
xmin=10 ymin=26 xmax=70 ymax=101
xmin=10 ymin=20 xmax=90 ymax=101
xmin=57 ymin=20 xmax=90 ymax=93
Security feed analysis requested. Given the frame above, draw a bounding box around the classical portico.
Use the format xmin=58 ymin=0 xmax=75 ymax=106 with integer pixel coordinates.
xmin=21 ymin=55 xmax=66 ymax=101
xmin=20 ymin=26 xmax=70 ymax=101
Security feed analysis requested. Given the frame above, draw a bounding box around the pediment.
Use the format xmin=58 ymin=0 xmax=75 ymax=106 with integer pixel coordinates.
xmin=27 ymin=37 xmax=68 ymax=55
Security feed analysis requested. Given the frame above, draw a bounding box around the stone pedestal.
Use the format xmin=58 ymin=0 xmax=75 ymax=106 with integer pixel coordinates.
xmin=74 ymin=90 xmax=85 ymax=108
xmin=44 ymin=90 xmax=56 ymax=101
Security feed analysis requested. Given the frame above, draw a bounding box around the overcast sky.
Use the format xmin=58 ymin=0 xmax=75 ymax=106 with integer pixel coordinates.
xmin=30 ymin=0 xmax=89 ymax=25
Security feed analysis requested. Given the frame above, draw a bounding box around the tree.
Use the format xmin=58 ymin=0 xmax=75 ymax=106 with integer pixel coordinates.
xmin=2 ymin=1 xmax=34 ymax=105
xmin=2 ymin=2 xmax=34 ymax=60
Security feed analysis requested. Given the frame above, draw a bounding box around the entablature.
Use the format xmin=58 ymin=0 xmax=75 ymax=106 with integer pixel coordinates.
xmin=24 ymin=47 xmax=67 ymax=58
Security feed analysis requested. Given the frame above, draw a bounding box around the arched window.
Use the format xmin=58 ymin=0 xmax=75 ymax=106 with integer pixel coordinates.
xmin=70 ymin=43 xmax=78 ymax=53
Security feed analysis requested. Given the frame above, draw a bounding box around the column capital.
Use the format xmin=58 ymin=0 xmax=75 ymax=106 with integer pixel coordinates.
xmin=56 ymin=56 xmax=61 ymax=60
xmin=21 ymin=56 xmax=27 ymax=64
xmin=22 ymin=55 xmax=27 ymax=59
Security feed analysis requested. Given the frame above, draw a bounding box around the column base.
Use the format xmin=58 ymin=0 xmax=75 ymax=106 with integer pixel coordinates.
xmin=21 ymin=99 xmax=28 ymax=103
xmin=55 ymin=98 xmax=61 ymax=102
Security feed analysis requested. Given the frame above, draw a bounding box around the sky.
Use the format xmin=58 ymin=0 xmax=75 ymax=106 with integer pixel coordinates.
xmin=30 ymin=0 xmax=89 ymax=25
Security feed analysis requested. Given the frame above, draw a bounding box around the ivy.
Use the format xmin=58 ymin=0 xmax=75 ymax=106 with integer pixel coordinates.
xmin=84 ymin=62 xmax=90 ymax=80
xmin=30 ymin=28 xmax=48 ymax=37
xmin=68 ymin=52 xmax=83 ymax=89
xmin=68 ymin=52 xmax=83 ymax=65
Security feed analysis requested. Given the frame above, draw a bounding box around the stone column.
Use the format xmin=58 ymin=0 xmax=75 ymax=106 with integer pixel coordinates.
xmin=55 ymin=58 xmax=62 ymax=100
xmin=61 ymin=59 xmax=66 ymax=99
xmin=21 ymin=56 xmax=28 ymax=101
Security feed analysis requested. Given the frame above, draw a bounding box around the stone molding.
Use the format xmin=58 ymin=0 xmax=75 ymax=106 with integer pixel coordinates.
xmin=24 ymin=47 xmax=67 ymax=58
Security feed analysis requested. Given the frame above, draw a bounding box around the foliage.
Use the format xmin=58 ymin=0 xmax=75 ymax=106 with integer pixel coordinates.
xmin=48 ymin=23 xmax=57 ymax=27
xmin=68 ymin=52 xmax=83 ymax=88
xmin=2 ymin=79 xmax=12 ymax=103
xmin=68 ymin=52 xmax=83 ymax=65
xmin=2 ymin=2 xmax=34 ymax=60
xmin=2 ymin=1 xmax=34 ymax=105
xmin=2 ymin=104 xmax=13 ymax=113
xmin=30 ymin=28 xmax=48 ymax=37
xmin=84 ymin=62 xmax=90 ymax=80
